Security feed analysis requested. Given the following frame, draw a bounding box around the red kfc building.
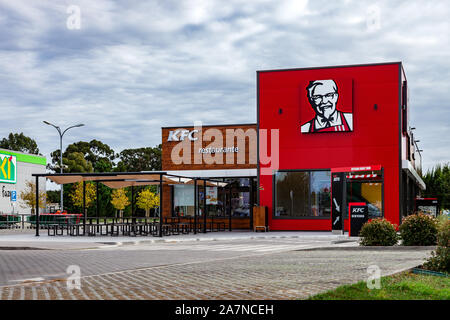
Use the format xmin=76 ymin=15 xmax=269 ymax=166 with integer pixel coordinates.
xmin=257 ymin=62 xmax=425 ymax=231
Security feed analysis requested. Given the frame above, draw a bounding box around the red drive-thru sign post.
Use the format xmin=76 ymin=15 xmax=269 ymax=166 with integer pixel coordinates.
xmin=348 ymin=202 xmax=368 ymax=237
xmin=331 ymin=165 xmax=381 ymax=234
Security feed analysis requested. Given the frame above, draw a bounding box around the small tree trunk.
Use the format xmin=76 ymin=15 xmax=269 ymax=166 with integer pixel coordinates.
xmin=145 ymin=209 xmax=149 ymax=218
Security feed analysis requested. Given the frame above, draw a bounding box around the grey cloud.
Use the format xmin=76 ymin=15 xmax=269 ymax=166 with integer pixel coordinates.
xmin=0 ymin=0 xmax=448 ymax=173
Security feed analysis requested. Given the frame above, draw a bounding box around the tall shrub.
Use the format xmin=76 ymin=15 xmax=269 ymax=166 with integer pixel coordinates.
xmin=399 ymin=213 xmax=438 ymax=246
xmin=359 ymin=218 xmax=398 ymax=246
xmin=423 ymin=219 xmax=450 ymax=273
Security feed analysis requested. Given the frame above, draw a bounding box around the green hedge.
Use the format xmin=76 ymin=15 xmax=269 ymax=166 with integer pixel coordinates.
xmin=399 ymin=213 xmax=438 ymax=246
xmin=359 ymin=218 xmax=399 ymax=246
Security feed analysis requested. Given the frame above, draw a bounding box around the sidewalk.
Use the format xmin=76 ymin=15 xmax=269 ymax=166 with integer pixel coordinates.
xmin=0 ymin=230 xmax=357 ymax=250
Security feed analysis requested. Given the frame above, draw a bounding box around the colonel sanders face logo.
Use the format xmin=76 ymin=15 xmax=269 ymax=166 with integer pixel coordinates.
xmin=301 ymin=79 xmax=353 ymax=133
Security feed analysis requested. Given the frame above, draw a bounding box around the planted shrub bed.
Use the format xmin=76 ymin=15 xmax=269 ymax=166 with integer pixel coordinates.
xmin=399 ymin=213 xmax=438 ymax=246
xmin=359 ymin=218 xmax=398 ymax=246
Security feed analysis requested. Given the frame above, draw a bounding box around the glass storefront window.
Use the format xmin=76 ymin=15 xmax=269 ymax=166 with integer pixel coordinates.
xmin=311 ymin=171 xmax=332 ymax=217
xmin=225 ymin=178 xmax=251 ymax=217
xmin=172 ymin=178 xmax=256 ymax=218
xmin=173 ymin=185 xmax=195 ymax=217
xmin=274 ymin=170 xmax=331 ymax=218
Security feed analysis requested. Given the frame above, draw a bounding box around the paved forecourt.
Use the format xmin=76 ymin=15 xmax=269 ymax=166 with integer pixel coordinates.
xmin=0 ymin=234 xmax=433 ymax=300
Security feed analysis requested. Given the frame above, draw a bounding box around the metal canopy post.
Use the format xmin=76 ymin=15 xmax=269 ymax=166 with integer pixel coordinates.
xmin=131 ymin=186 xmax=135 ymax=217
xmin=83 ymin=181 xmax=86 ymax=235
xmin=131 ymin=186 xmax=136 ymax=231
xmin=194 ymin=178 xmax=197 ymax=235
xmin=203 ymin=179 xmax=207 ymax=233
xmin=158 ymin=174 xmax=163 ymax=237
xmin=96 ymin=181 xmax=99 ymax=232
xmin=228 ymin=183 xmax=232 ymax=232
xmin=35 ymin=175 xmax=39 ymax=236
xmin=342 ymin=174 xmax=347 ymax=236
xmin=250 ymin=177 xmax=254 ymax=230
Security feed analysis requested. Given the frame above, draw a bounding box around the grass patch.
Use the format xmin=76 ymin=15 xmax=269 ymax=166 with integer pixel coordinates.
xmin=308 ymin=271 xmax=450 ymax=300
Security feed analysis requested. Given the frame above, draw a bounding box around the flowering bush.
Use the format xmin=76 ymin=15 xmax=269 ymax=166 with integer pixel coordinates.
xmin=399 ymin=213 xmax=438 ymax=246
xmin=359 ymin=218 xmax=399 ymax=246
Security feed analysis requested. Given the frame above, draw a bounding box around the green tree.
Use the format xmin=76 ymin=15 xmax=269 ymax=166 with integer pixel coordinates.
xmin=0 ymin=132 xmax=40 ymax=154
xmin=46 ymin=190 xmax=60 ymax=204
xmin=49 ymin=139 xmax=116 ymax=173
xmin=115 ymin=144 xmax=161 ymax=172
xmin=422 ymin=163 xmax=450 ymax=210
xmin=63 ymin=152 xmax=94 ymax=173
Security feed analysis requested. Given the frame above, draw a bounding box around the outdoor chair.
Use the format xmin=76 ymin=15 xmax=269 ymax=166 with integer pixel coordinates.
xmin=68 ymin=223 xmax=81 ymax=236
xmin=151 ymin=223 xmax=171 ymax=237
xmin=213 ymin=221 xmax=226 ymax=231
xmin=177 ymin=222 xmax=190 ymax=234
xmin=47 ymin=224 xmax=59 ymax=236
xmin=108 ymin=223 xmax=120 ymax=236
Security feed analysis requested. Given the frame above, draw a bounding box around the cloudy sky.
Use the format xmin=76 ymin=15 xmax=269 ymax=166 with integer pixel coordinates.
xmin=0 ymin=0 xmax=449 ymax=174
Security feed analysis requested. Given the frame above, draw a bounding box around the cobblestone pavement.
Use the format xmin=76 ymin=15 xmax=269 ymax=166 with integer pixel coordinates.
xmin=0 ymin=240 xmax=432 ymax=300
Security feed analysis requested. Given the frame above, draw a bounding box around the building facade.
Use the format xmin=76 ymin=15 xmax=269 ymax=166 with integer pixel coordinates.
xmin=0 ymin=149 xmax=46 ymax=214
xmin=257 ymin=62 xmax=424 ymax=231
xmin=161 ymin=124 xmax=257 ymax=229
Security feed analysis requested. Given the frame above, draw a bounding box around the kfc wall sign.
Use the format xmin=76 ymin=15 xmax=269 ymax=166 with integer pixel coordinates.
xmin=301 ymin=79 xmax=353 ymax=133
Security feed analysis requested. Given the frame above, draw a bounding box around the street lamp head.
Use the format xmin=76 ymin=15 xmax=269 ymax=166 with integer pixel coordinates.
xmin=43 ymin=120 xmax=59 ymax=130
xmin=74 ymin=123 xmax=85 ymax=128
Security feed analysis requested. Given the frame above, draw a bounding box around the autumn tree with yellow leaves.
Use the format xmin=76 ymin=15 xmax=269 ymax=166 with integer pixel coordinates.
xmin=70 ymin=182 xmax=96 ymax=213
xmin=110 ymin=188 xmax=130 ymax=218
xmin=19 ymin=180 xmax=46 ymax=214
xmin=136 ymin=188 xmax=160 ymax=218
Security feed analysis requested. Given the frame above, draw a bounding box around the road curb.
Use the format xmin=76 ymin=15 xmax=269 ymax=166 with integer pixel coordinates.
xmin=108 ymin=234 xmax=354 ymax=244
xmin=299 ymin=245 xmax=436 ymax=251
xmin=0 ymin=234 xmax=360 ymax=250
xmin=0 ymin=247 xmax=50 ymax=250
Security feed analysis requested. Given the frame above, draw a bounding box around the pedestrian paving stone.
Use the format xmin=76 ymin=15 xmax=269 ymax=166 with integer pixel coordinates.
xmin=0 ymin=248 xmax=431 ymax=300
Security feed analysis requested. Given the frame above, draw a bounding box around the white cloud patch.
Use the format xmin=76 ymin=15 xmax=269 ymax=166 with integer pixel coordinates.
xmin=0 ymin=0 xmax=448 ymax=174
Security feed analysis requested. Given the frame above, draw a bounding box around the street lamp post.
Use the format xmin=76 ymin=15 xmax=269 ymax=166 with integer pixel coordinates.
xmin=43 ymin=121 xmax=84 ymax=211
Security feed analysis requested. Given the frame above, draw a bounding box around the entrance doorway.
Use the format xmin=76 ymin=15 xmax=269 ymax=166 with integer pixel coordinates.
xmin=331 ymin=166 xmax=384 ymax=232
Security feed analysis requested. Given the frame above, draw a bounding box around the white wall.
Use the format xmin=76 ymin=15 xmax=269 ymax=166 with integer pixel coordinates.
xmin=0 ymin=162 xmax=46 ymax=214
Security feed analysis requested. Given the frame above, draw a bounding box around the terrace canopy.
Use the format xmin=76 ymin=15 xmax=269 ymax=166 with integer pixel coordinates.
xmin=31 ymin=171 xmax=227 ymax=237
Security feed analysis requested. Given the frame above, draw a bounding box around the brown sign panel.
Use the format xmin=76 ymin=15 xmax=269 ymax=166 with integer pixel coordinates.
xmin=162 ymin=124 xmax=257 ymax=171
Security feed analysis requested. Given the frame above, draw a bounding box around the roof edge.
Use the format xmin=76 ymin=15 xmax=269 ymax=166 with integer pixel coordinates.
xmin=257 ymin=61 xmax=402 ymax=73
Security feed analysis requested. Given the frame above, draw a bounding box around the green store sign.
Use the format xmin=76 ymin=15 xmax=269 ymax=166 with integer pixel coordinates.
xmin=0 ymin=153 xmax=16 ymax=184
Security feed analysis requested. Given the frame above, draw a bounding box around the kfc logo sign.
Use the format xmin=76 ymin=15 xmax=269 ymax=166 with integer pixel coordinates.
xmin=167 ymin=129 xmax=199 ymax=142
xmin=301 ymin=79 xmax=353 ymax=133
xmin=352 ymin=207 xmax=365 ymax=213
